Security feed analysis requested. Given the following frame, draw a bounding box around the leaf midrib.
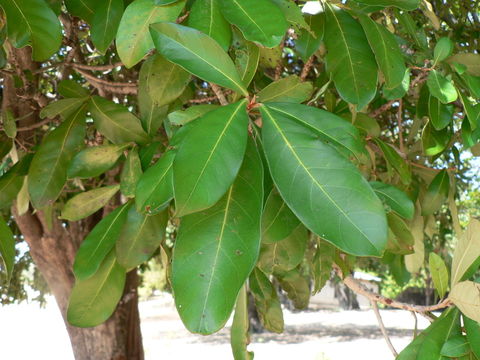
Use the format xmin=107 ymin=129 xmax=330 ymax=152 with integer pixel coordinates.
xmin=262 ymin=106 xmax=375 ymax=249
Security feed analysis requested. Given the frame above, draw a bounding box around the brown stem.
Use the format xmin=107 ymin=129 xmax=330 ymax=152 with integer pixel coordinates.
xmin=210 ymin=83 xmax=228 ymax=105
xmin=300 ymin=56 xmax=315 ymax=81
xmin=74 ymin=68 xmax=137 ymax=95
xmin=336 ymin=265 xmax=452 ymax=313
xmin=371 ymin=300 xmax=398 ymax=357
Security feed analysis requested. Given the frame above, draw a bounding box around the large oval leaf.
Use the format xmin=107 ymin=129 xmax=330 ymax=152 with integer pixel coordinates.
xmin=264 ymin=103 xmax=366 ymax=161
xmin=91 ymin=0 xmax=124 ymax=54
xmin=172 ymin=139 xmax=263 ymax=334
xmin=451 ymin=219 xmax=480 ymax=286
xmin=67 ymin=250 xmax=126 ymax=327
xmin=450 ymin=281 xmax=480 ymax=323
xmin=260 ymin=105 xmax=387 ymax=256
xmin=28 ymin=105 xmax=87 ymax=209
xmin=73 ymin=203 xmax=130 ymax=280
xmin=64 ymin=0 xmax=96 ymax=24
xmin=135 ymin=151 xmax=175 ymax=215
xmin=257 ymin=76 xmax=313 ymax=104
xmin=149 ymin=22 xmax=248 ymax=96
xmin=324 ymin=5 xmax=377 ymax=110
xmin=0 ymin=155 xmax=32 ymax=210
xmin=357 ymin=12 xmax=406 ymax=89
xmin=421 ymin=169 xmax=449 ymax=216
xmin=188 ymin=0 xmax=231 ymax=51
xmin=219 ymin=0 xmax=288 ymax=48
xmin=61 ymin=185 xmax=120 ymax=221
xmin=116 ymin=0 xmax=185 ymax=68
xmin=173 ymin=100 xmax=249 ymax=217
xmin=67 ymin=144 xmax=128 ymax=179
xmin=116 ymin=206 xmax=168 ymax=270
xmin=0 ymin=0 xmax=62 ymax=61
xmin=89 ymin=96 xmax=150 ymax=145
xmin=427 ymin=69 xmax=458 ymax=104
xmin=40 ymin=98 xmax=89 ymax=120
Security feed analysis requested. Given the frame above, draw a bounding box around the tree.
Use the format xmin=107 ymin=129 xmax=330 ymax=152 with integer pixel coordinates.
xmin=0 ymin=0 xmax=480 ymax=359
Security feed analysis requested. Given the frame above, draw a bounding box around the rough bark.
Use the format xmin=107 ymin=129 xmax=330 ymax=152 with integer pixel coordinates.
xmin=4 ymin=46 xmax=144 ymax=360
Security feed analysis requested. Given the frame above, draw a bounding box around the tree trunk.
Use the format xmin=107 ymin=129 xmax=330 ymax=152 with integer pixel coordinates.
xmin=4 ymin=46 xmax=144 ymax=360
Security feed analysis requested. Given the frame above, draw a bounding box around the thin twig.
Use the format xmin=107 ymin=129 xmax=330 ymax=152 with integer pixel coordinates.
xmin=371 ymin=300 xmax=398 ymax=358
xmin=300 ymin=56 xmax=315 ymax=81
xmin=369 ymin=99 xmax=397 ymax=118
xmin=74 ymin=68 xmax=137 ymax=95
xmin=188 ymin=95 xmax=219 ymax=104
xmin=397 ymin=99 xmax=404 ymax=153
xmin=411 ymin=311 xmax=418 ymax=338
xmin=210 ymin=83 xmax=228 ymax=105
xmin=16 ymin=118 xmax=53 ymax=132
xmin=335 ymin=266 xmax=452 ymax=314
xmin=70 ymin=62 xmax=124 ymax=71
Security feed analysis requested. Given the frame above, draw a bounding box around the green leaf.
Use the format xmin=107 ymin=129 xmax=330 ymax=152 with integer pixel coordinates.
xmin=116 ymin=0 xmax=185 ymax=68
xmin=459 ymin=91 xmax=480 ymax=131
xmin=16 ymin=177 xmax=30 ymax=216
xmin=0 ymin=155 xmax=32 ymax=209
xmin=463 ymin=73 xmax=480 ymax=98
xmin=234 ymin=39 xmax=259 ymax=88
xmin=464 ymin=316 xmax=480 ymax=359
xmin=451 ymin=219 xmax=480 ymax=286
xmin=434 ymin=37 xmax=454 ymax=64
xmin=172 ymin=139 xmax=263 ymax=334
xmin=168 ymin=105 xmax=219 ymax=126
xmin=276 ymin=267 xmax=310 ymax=309
xmin=40 ymin=98 xmax=89 ymax=120
xmin=311 ymin=238 xmax=335 ymax=294
xmin=135 ymin=151 xmax=175 ymax=215
xmin=219 ymin=0 xmax=288 ymax=48
xmin=116 ymin=206 xmax=168 ymax=270
xmin=264 ymin=103 xmax=366 ymax=161
xmin=447 ymin=54 xmax=480 ymax=76
xmin=422 ymin=169 xmax=449 ymax=216
xmin=58 ymin=80 xmax=90 ymax=98
xmin=441 ymin=335 xmax=470 ymax=358
xmin=405 ymin=209 xmax=425 ymax=273
xmin=375 ymin=138 xmax=412 ymax=184
xmin=260 ymin=105 xmax=387 ymax=256
xmin=354 ymin=113 xmax=381 ymax=137
xmin=65 ymin=0 xmax=97 ymax=24
xmin=295 ymin=13 xmax=324 ymax=62
xmin=62 ymin=185 xmax=120 ymax=221
xmin=324 ymin=5 xmax=377 ymax=110
xmin=73 ymin=203 xmax=130 ymax=280
xmin=120 ymin=148 xmax=142 ymax=197
xmin=188 ymin=0 xmax=231 ymax=51
xmin=91 ymin=0 xmax=124 ymax=54
xmin=422 ymin=121 xmax=451 ymax=156
xmin=387 ymin=212 xmax=414 ymax=254
xmin=383 ymin=70 xmax=410 ymax=100
xmin=0 ymin=0 xmax=62 ymax=61
xmin=397 ymin=308 xmax=461 ymax=360
xmin=370 ymin=181 xmax=414 ymax=219
xmin=357 ymin=12 xmax=407 ymax=89
xmin=353 ymin=0 xmax=420 ymax=10
xmin=68 ymin=144 xmax=128 ymax=179
xmin=0 ymin=133 xmax=12 ymax=160
xmin=257 ymin=76 xmax=313 ymax=104
xmin=89 ymin=96 xmax=150 ymax=145
xmin=428 ymin=94 xmax=453 ymax=130
xmin=3 ymin=110 xmax=16 ymax=138
xmin=427 ymin=70 xmax=458 ymax=104
xmin=0 ymin=216 xmax=15 ymax=282
xmin=270 ymin=0 xmax=309 ymax=31
xmin=261 ymin=189 xmax=300 ymax=244
xmin=173 ymin=100 xmax=248 ymax=216
xmin=257 ymin=223 xmax=307 ymax=275
xmin=150 ymin=22 xmax=248 ymax=95
xmin=67 ymin=250 xmax=126 ymax=327
xmin=249 ymin=268 xmax=284 ymax=333
xmin=230 ymin=285 xmax=254 ymax=360
xmin=138 ymin=54 xmax=190 ymax=132
xmin=450 ymin=281 xmax=480 ymax=323
xmin=28 ymin=105 xmax=87 ymax=209
xmin=429 ymin=252 xmax=449 ymax=298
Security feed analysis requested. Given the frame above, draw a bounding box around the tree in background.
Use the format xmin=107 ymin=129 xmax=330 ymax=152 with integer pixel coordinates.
xmin=0 ymin=0 xmax=480 ymax=359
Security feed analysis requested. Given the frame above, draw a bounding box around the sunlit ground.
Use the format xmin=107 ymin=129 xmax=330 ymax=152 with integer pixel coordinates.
xmin=0 ymin=293 xmax=431 ymax=360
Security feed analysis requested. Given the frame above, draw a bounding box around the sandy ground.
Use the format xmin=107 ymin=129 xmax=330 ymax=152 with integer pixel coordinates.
xmin=0 ymin=294 xmax=430 ymax=360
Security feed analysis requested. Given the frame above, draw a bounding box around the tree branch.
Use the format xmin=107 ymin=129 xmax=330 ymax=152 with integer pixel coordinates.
xmin=371 ymin=300 xmax=398 ymax=357
xmin=300 ymin=56 xmax=315 ymax=81
xmin=210 ymin=83 xmax=228 ymax=105
xmin=336 ymin=266 xmax=452 ymax=313
xmin=74 ymin=68 xmax=137 ymax=95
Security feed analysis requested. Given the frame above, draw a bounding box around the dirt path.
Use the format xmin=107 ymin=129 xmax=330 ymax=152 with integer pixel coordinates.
xmin=0 ymin=294 xmax=430 ymax=360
